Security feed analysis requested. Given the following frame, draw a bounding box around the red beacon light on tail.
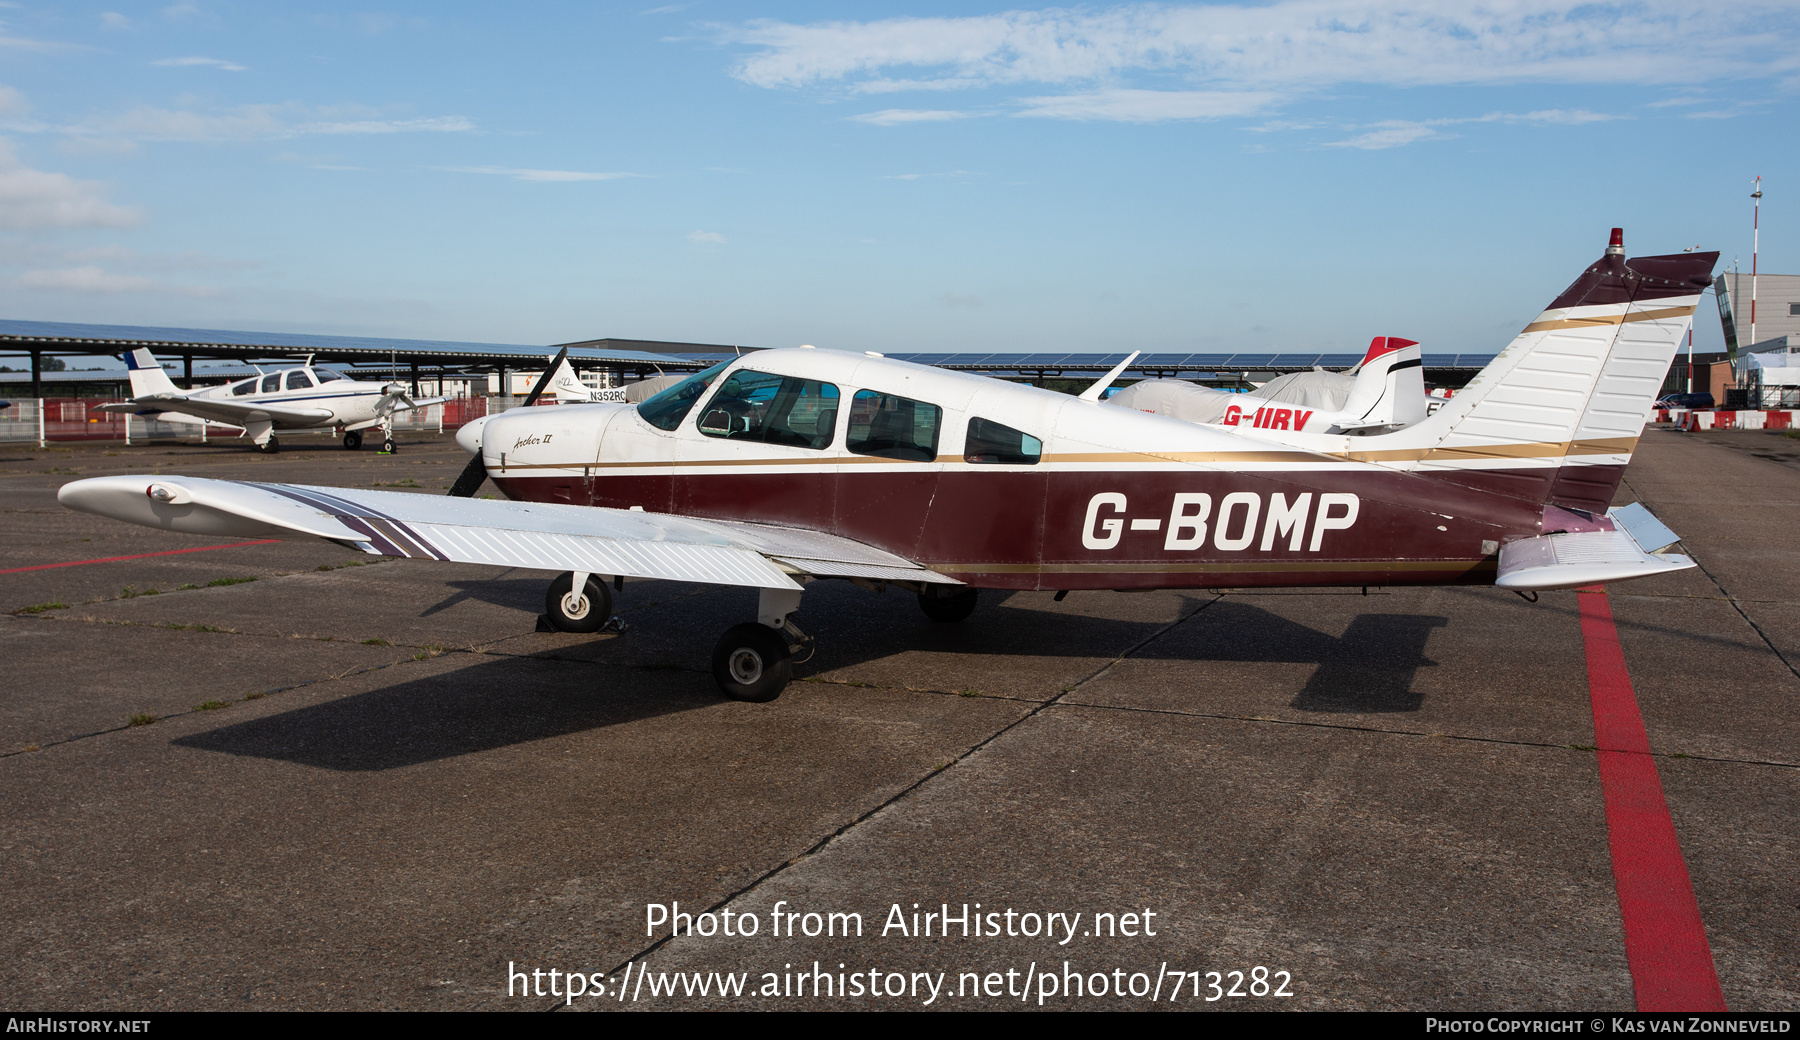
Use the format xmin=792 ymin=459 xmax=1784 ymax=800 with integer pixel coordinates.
xmin=1607 ymin=227 xmax=1625 ymax=256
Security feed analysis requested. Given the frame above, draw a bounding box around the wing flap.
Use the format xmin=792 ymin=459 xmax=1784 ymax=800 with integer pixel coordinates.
xmin=1496 ymin=529 xmax=1693 ymax=591
xmin=772 ymin=557 xmax=962 ymax=584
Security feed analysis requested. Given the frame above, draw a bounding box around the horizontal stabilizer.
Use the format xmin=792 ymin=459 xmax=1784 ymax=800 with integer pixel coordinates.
xmin=1496 ymin=529 xmax=1693 ymax=592
xmin=1607 ymin=502 xmax=1680 ymax=554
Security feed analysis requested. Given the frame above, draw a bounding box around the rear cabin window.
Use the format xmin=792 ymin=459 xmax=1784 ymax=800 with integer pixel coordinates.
xmin=697 ymin=370 xmax=839 ymax=449
xmin=285 ymin=370 xmax=314 ymax=390
xmin=963 ymin=417 xmax=1042 ymax=465
xmin=846 ymin=390 xmax=942 ymax=462
xmin=260 ymin=374 xmax=281 ymax=393
xmin=636 ymin=362 xmax=728 ymax=431
xmin=231 ymin=379 xmax=257 ymax=396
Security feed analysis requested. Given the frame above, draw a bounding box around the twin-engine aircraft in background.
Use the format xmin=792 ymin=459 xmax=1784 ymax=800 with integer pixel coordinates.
xmin=62 ymin=229 xmax=1714 ymax=702
xmin=1111 ymin=335 xmax=1428 ymax=435
xmin=101 ymin=349 xmax=444 ymax=453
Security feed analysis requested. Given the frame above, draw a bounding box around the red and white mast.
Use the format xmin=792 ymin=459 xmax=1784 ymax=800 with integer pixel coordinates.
xmin=1751 ymin=176 xmax=1762 ymax=348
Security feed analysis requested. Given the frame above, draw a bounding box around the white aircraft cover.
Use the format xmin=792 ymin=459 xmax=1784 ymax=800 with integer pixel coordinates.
xmin=1248 ymin=370 xmax=1357 ymax=412
xmin=56 ymin=475 xmax=960 ymax=591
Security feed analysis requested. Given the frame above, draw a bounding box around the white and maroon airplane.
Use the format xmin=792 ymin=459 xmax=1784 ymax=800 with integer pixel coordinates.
xmin=59 ymin=229 xmax=1713 ymax=702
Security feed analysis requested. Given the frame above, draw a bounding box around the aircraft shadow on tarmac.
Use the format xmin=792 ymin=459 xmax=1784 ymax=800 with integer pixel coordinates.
xmin=172 ymin=590 xmax=1447 ymax=772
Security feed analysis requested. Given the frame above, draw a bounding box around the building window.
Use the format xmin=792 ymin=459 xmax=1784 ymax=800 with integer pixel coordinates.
xmin=1789 ymin=303 xmax=1800 ymax=316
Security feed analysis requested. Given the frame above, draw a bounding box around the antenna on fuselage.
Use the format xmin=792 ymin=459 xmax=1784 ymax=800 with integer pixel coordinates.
xmin=1078 ymin=351 xmax=1140 ymax=402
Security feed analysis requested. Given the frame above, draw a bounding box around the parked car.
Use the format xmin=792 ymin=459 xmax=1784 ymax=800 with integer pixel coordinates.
xmin=1656 ymin=392 xmax=1715 ymax=410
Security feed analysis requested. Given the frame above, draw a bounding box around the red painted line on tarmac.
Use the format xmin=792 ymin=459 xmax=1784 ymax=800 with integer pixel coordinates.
xmin=1578 ymin=585 xmax=1727 ymax=1012
xmin=0 ymin=540 xmax=281 ymax=575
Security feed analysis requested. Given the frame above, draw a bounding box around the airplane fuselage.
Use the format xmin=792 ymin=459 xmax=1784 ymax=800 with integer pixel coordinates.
xmin=474 ymin=349 xmax=1564 ymax=592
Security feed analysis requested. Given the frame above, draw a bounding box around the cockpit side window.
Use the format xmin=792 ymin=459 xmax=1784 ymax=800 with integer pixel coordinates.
xmin=846 ymin=390 xmax=942 ymax=462
xmin=636 ymin=362 xmax=729 ymax=431
xmin=963 ymin=417 xmax=1042 ymax=465
xmin=285 ymin=370 xmax=314 ymax=390
xmin=314 ymin=369 xmax=347 ymax=383
xmin=231 ymin=378 xmax=257 ymax=396
xmin=697 ymin=370 xmax=839 ymax=449
xmin=260 ymin=374 xmax=281 ymax=393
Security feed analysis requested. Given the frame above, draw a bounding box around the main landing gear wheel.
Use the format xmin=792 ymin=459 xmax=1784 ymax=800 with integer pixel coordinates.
xmin=545 ymin=572 xmax=613 ymax=633
xmin=342 ymin=431 xmax=362 ymax=450
xmin=918 ymin=586 xmax=978 ymax=623
xmin=254 ymin=436 xmax=280 ymax=455
xmin=711 ymin=623 xmax=793 ymax=703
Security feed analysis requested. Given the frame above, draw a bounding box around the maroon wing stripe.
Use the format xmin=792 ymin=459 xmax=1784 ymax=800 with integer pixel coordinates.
xmin=248 ymin=483 xmax=410 ymax=558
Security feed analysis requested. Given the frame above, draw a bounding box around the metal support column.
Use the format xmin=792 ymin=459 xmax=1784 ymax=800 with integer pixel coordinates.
xmin=30 ymin=349 xmax=41 ymax=399
xmin=182 ymin=354 xmax=193 ymax=390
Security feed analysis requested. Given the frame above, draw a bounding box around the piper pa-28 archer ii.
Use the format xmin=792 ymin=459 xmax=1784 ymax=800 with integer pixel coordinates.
xmin=61 ymin=229 xmax=1713 ymax=702
xmin=100 ymin=349 xmax=445 ymax=454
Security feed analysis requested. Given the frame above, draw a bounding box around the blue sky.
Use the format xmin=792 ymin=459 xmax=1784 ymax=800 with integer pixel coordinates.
xmin=1 ymin=1 xmax=1796 ymax=359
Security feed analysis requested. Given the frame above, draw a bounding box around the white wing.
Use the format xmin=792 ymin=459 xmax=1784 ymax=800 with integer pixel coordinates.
xmin=57 ymin=475 xmax=960 ymax=591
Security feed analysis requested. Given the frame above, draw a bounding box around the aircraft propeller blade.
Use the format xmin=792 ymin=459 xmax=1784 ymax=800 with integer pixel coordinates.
xmin=446 ymin=346 xmax=570 ymax=499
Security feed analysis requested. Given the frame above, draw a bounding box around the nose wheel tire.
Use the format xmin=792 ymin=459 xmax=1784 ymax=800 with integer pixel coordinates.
xmin=380 ymin=438 xmax=398 ymax=454
xmin=342 ymin=431 xmax=362 ymax=450
xmin=918 ymin=586 xmax=978 ymax=623
xmin=711 ymin=623 xmax=793 ymax=702
xmin=544 ymin=572 xmax=613 ymax=633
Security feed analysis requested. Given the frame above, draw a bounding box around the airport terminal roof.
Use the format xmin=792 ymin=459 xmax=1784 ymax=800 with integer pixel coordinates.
xmin=0 ymin=320 xmax=711 ymax=371
xmin=0 ymin=319 xmax=1500 ymax=382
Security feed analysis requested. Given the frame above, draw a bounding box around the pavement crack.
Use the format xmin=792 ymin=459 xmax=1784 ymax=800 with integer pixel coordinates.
xmin=554 ymin=592 xmax=1226 ymax=1010
xmin=1624 ymin=476 xmax=1800 ymax=684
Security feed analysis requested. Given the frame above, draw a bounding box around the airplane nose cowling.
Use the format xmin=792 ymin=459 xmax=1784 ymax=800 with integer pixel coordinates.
xmin=455 ymin=414 xmax=491 ymax=455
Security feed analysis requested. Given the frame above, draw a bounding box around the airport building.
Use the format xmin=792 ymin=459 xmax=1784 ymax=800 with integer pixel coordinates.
xmin=1716 ymin=270 xmax=1800 ymax=355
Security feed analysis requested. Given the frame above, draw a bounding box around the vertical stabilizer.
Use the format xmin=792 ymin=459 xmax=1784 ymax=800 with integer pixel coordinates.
xmin=547 ymin=355 xmax=594 ymax=404
xmin=125 ymin=348 xmax=180 ymax=398
xmin=1340 ymin=336 xmax=1424 ymax=427
xmin=1387 ymin=229 xmax=1717 ymax=513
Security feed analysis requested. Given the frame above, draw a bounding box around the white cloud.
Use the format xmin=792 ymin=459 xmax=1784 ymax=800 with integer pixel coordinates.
xmin=880 ymin=169 xmax=978 ymax=180
xmin=100 ymin=12 xmax=131 ymax=30
xmin=162 ymin=3 xmax=198 ymax=18
xmin=153 ymin=56 xmax=248 ymax=71
xmin=0 ymin=24 xmax=79 ymax=52
xmin=940 ymin=292 xmax=982 ymax=308
xmin=13 ymin=266 xmax=220 ymax=296
xmin=728 ymin=3 xmax=1800 ymax=95
xmin=1014 ymin=88 xmax=1279 ymax=122
xmin=443 ymin=165 xmax=638 ymax=182
xmin=0 ymin=85 xmax=24 ymax=116
xmin=1326 ymin=125 xmax=1446 ymax=150
xmin=687 ymin=230 xmax=725 ymax=244
xmin=65 ymin=105 xmax=476 ymax=142
xmin=18 ymin=266 xmax=155 ymax=292
xmin=0 ymin=140 xmax=140 ymax=229
xmin=851 ymin=108 xmax=976 ymax=125
xmin=1324 ymin=109 xmax=1620 ymax=148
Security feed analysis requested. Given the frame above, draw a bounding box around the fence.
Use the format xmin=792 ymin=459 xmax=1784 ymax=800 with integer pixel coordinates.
xmin=0 ymin=396 xmax=502 ymax=445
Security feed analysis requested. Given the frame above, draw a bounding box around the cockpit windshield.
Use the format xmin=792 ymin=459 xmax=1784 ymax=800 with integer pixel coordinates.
xmin=636 ymin=362 xmax=729 ymax=431
xmin=314 ymin=369 xmax=348 ymax=383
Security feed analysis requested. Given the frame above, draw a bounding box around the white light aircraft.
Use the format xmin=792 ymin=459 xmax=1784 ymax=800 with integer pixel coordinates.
xmin=62 ymin=230 xmax=1713 ymax=703
xmin=1108 ymin=335 xmax=1427 ymax=435
xmin=101 ymin=349 xmax=445 ymax=453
